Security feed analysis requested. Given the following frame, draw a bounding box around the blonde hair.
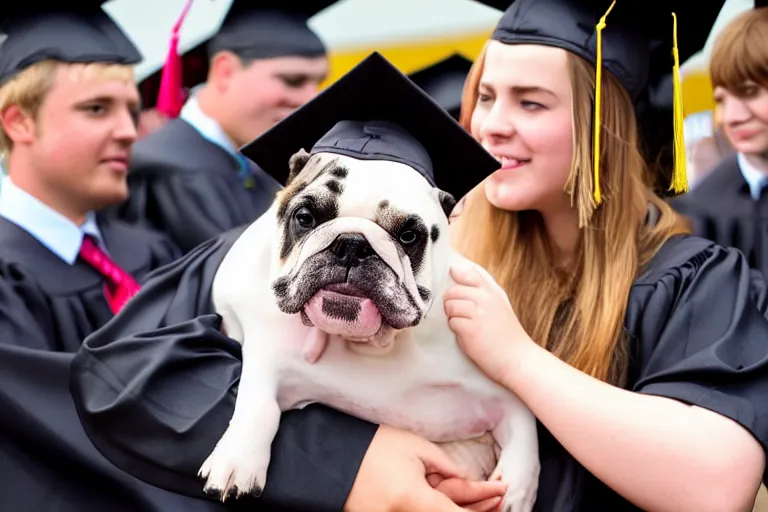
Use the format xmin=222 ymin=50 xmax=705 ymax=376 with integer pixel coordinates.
xmin=453 ymin=43 xmax=690 ymax=385
xmin=0 ymin=59 xmax=134 ymax=155
xmin=710 ymin=8 xmax=768 ymax=92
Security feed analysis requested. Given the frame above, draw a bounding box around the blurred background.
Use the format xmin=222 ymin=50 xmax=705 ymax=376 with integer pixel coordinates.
xmin=103 ymin=0 xmax=753 ymax=187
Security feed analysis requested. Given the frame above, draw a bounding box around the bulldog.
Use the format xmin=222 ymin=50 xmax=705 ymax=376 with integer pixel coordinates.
xmin=198 ymin=147 xmax=541 ymax=511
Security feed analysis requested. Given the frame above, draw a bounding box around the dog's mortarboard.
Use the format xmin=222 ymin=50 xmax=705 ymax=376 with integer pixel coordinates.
xmin=241 ymin=52 xmax=499 ymax=202
xmin=408 ymin=54 xmax=474 ymax=121
xmin=474 ymin=0 xmax=724 ymax=200
xmin=0 ymin=2 xmax=142 ymax=85
xmin=207 ymin=1 xmax=340 ymax=61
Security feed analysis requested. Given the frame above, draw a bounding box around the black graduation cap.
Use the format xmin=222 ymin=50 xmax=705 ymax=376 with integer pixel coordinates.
xmin=207 ymin=0 xmax=339 ymax=61
xmin=476 ymin=0 xmax=721 ymax=101
xmin=408 ymin=54 xmax=474 ymax=121
xmin=137 ymin=0 xmax=339 ymax=108
xmin=241 ymin=52 xmax=499 ymax=202
xmin=474 ymin=0 xmax=725 ymax=199
xmin=0 ymin=2 xmax=142 ymax=85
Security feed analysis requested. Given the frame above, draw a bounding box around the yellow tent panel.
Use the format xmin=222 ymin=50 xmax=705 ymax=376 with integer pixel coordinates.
xmin=682 ymin=71 xmax=716 ymax=118
xmin=322 ymin=29 xmax=493 ymax=88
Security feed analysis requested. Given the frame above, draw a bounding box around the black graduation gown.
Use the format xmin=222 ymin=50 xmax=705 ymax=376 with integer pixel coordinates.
xmin=0 ymin=224 xmax=224 ymax=511
xmin=0 ymin=337 xmax=235 ymax=512
xmin=670 ymin=155 xmax=768 ymax=278
xmin=70 ymin=232 xmax=768 ymax=511
xmin=0 ymin=215 xmax=180 ymax=352
xmin=112 ymin=118 xmax=282 ymax=254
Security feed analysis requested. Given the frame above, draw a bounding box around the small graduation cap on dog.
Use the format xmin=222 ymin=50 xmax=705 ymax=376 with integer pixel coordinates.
xmin=241 ymin=52 xmax=500 ymax=204
xmin=474 ymin=0 xmax=725 ymax=202
xmin=0 ymin=2 xmax=142 ymax=85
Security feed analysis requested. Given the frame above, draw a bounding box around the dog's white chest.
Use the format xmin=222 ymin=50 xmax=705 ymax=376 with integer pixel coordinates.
xmin=275 ymin=331 xmax=509 ymax=442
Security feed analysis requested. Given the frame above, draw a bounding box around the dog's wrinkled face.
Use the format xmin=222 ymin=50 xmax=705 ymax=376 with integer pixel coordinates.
xmin=271 ymin=149 xmax=456 ymax=347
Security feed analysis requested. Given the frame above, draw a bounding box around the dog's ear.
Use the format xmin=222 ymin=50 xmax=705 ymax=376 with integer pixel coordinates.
xmin=287 ymin=149 xmax=311 ymax=185
xmin=437 ymin=189 xmax=457 ymax=218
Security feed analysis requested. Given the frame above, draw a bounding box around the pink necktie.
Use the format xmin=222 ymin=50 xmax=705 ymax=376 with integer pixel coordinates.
xmin=79 ymin=236 xmax=141 ymax=314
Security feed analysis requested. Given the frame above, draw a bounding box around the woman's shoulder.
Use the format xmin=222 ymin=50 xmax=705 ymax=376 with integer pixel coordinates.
xmin=625 ymin=236 xmax=768 ymax=354
xmin=632 ymin=234 xmax=766 ymax=300
xmin=633 ymin=234 xmax=721 ymax=287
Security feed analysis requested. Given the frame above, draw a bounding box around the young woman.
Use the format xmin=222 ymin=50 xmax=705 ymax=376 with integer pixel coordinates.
xmin=445 ymin=0 xmax=768 ymax=510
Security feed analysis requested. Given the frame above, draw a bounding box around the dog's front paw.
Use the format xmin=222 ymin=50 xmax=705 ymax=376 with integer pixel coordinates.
xmin=493 ymin=454 xmax=540 ymax=512
xmin=198 ymin=428 xmax=270 ymax=502
xmin=499 ymin=485 xmax=538 ymax=512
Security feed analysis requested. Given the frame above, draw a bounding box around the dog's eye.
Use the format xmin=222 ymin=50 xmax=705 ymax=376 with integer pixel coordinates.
xmin=294 ymin=207 xmax=316 ymax=229
xmin=398 ymin=230 xmax=418 ymax=245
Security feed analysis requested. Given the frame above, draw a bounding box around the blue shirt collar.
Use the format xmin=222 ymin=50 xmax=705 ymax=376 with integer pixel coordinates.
xmin=0 ymin=175 xmax=105 ymax=265
xmin=180 ymin=94 xmax=251 ymax=180
xmin=180 ymin=95 xmax=239 ymax=156
xmin=737 ymin=152 xmax=768 ymax=200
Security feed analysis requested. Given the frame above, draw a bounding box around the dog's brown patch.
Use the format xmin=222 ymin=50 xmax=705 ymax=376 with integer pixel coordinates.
xmin=276 ymin=155 xmax=347 ymax=221
xmin=276 ymin=154 xmax=345 ymax=264
xmin=276 ymin=181 xmax=308 ymax=220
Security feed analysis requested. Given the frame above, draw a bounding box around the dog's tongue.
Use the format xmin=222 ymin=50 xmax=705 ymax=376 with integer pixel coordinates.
xmin=304 ymin=289 xmax=382 ymax=339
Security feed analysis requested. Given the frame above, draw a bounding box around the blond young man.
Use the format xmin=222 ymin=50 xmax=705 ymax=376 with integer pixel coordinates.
xmin=0 ymin=8 xmax=180 ymax=353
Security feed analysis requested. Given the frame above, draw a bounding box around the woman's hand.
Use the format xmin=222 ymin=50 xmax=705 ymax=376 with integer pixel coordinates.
xmin=344 ymin=426 xmax=507 ymax=512
xmin=443 ymin=264 xmax=535 ymax=385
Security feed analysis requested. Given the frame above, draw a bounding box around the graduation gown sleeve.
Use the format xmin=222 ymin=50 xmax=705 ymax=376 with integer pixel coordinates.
xmin=0 ymin=264 xmax=226 ymax=511
xmin=0 ymin=258 xmax=56 ymax=351
xmin=71 ymin=228 xmax=378 ymax=511
xmin=627 ymin=237 xmax=768 ymax=449
xmin=117 ymin=119 xmax=282 ymax=254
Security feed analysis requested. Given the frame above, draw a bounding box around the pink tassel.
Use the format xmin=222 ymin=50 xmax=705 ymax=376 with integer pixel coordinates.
xmin=156 ymin=0 xmax=193 ymax=118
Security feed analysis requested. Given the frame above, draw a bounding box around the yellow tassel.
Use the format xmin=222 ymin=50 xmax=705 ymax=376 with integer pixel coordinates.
xmin=593 ymin=0 xmax=616 ymax=205
xmin=669 ymin=12 xmax=689 ymax=194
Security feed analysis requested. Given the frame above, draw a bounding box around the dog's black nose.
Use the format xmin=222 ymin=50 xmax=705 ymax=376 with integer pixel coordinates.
xmin=331 ymin=234 xmax=375 ymax=266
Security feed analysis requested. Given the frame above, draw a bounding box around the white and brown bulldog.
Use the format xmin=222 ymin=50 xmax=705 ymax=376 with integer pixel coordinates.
xmin=199 ymin=53 xmax=540 ymax=512
xmin=200 ymin=150 xmax=540 ymax=511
